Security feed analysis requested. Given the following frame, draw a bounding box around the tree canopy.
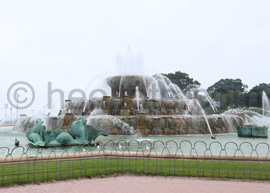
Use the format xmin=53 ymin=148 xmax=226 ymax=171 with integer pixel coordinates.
xmin=162 ymin=71 xmax=201 ymax=93
xmin=207 ymin=78 xmax=247 ymax=95
xmin=249 ymin=83 xmax=270 ymax=93
xmin=162 ymin=71 xmax=270 ymax=112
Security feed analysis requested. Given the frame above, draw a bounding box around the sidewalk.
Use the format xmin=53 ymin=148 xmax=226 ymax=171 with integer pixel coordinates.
xmin=1 ymin=176 xmax=270 ymax=193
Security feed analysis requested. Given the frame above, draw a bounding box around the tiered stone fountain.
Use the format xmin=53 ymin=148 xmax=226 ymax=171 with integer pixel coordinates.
xmin=62 ymin=75 xmax=244 ymax=136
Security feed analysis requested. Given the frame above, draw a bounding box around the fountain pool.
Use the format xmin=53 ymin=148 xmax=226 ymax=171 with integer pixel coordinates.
xmin=2 ymin=126 xmax=270 ymax=157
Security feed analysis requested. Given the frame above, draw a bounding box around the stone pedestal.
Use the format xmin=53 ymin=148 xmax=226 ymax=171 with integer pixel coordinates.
xmin=121 ymin=95 xmax=130 ymax=108
xmin=120 ymin=95 xmax=130 ymax=116
xmin=102 ymin=96 xmax=111 ymax=114
xmin=120 ymin=109 xmax=130 ymax=116
xmin=136 ymin=112 xmax=148 ymax=136
xmin=64 ymin=113 xmax=74 ymax=127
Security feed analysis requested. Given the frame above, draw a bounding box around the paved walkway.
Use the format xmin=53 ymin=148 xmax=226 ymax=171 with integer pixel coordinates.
xmin=1 ymin=176 xmax=270 ymax=193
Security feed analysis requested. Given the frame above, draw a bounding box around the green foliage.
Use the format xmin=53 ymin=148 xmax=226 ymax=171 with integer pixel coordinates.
xmin=35 ymin=181 xmax=41 ymax=185
xmin=161 ymin=71 xmax=270 ymax=111
xmin=207 ymin=78 xmax=247 ymax=95
xmin=247 ymin=85 xmax=270 ymax=108
xmin=207 ymin=78 xmax=270 ymax=111
xmin=162 ymin=71 xmax=201 ymax=93
xmin=249 ymin=92 xmax=259 ymax=107
xmin=237 ymin=93 xmax=249 ymax=107
xmin=161 ymin=71 xmax=270 ymax=110
xmin=250 ymin=83 xmax=270 ymax=93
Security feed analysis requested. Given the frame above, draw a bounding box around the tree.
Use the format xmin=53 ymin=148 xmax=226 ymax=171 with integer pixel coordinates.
xmin=214 ymin=93 xmax=222 ymax=104
xmin=207 ymin=79 xmax=247 ymax=95
xmin=247 ymin=83 xmax=270 ymax=108
xmin=229 ymin=90 xmax=239 ymax=107
xmin=162 ymin=71 xmax=201 ymax=93
xmin=220 ymin=94 xmax=228 ymax=110
xmin=249 ymin=83 xmax=270 ymax=93
xmin=249 ymin=92 xmax=259 ymax=107
xmin=238 ymin=93 xmax=248 ymax=107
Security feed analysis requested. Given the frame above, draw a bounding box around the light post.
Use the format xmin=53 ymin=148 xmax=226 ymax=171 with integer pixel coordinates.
xmin=10 ymin=107 xmax=12 ymax=123
xmin=4 ymin=104 xmax=8 ymax=118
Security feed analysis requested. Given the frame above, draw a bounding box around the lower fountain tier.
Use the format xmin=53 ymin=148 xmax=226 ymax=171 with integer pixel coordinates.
xmin=88 ymin=115 xmax=244 ymax=135
xmin=14 ymin=115 xmax=244 ymax=136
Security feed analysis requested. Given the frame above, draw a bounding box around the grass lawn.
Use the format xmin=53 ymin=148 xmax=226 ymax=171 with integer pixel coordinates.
xmin=1 ymin=157 xmax=270 ymax=187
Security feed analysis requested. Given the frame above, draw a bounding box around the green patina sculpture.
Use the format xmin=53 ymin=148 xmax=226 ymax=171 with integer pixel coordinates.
xmin=26 ymin=118 xmax=107 ymax=147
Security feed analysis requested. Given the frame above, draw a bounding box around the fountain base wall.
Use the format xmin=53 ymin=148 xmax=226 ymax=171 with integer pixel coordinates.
xmin=14 ymin=114 xmax=244 ymax=136
xmin=88 ymin=115 xmax=244 ymax=136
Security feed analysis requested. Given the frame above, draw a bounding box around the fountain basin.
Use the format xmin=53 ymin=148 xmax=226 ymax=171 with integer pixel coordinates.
xmin=107 ymin=75 xmax=153 ymax=98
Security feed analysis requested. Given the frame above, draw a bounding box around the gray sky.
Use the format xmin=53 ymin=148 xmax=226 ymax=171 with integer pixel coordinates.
xmin=0 ymin=0 xmax=270 ymax=118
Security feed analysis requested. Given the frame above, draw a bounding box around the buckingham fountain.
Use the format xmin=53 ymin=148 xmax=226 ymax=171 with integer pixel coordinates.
xmin=13 ymin=47 xmax=245 ymax=145
xmin=63 ymin=74 xmax=244 ymax=137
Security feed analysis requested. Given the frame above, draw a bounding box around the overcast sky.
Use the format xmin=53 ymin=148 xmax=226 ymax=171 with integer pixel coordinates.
xmin=0 ymin=0 xmax=269 ymax=118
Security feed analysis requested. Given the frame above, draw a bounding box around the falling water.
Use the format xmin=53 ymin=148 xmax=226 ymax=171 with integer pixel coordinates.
xmin=140 ymin=104 xmax=144 ymax=112
xmin=89 ymin=108 xmax=106 ymax=116
xmin=223 ymin=107 xmax=270 ymax=126
xmin=245 ymin=114 xmax=260 ymax=125
xmin=142 ymin=76 xmax=149 ymax=98
xmin=262 ymin=91 xmax=270 ymax=117
xmin=194 ymin=100 xmax=215 ymax=138
xmin=189 ymin=89 xmax=218 ymax=114
xmin=149 ymin=78 xmax=162 ymax=99
xmin=153 ymin=74 xmax=174 ymax=98
xmin=262 ymin=91 xmax=270 ymax=126
xmin=204 ymin=92 xmax=219 ymax=113
xmin=135 ymin=86 xmax=140 ymax=111
xmin=87 ymin=108 xmax=137 ymax=135
xmin=152 ymin=74 xmax=191 ymax=112
xmin=13 ymin=116 xmax=37 ymax=133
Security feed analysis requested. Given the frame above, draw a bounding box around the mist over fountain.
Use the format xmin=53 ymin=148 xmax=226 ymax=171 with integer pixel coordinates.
xmin=14 ymin=47 xmax=244 ymax=137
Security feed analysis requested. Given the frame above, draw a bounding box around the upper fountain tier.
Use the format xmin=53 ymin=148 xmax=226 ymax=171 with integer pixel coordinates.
xmin=107 ymin=75 xmax=154 ymax=98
